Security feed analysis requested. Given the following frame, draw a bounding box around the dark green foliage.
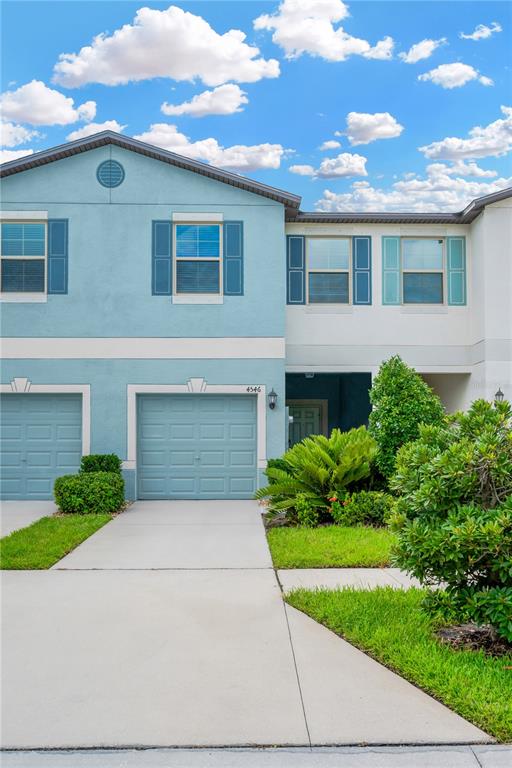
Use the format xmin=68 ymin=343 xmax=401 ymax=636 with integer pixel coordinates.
xmin=390 ymin=399 xmax=512 ymax=642
xmin=80 ymin=454 xmax=122 ymax=474
xmin=330 ymin=490 xmax=395 ymax=527
xmin=54 ymin=471 xmax=125 ymax=514
xmin=265 ymin=457 xmax=292 ymax=485
xmin=294 ymin=493 xmax=320 ymax=527
xmin=255 ymin=427 xmax=377 ymax=514
xmin=369 ymin=356 xmax=444 ymax=477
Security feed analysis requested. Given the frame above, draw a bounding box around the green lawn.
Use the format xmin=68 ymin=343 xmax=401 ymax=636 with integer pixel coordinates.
xmin=287 ymin=586 xmax=512 ymax=742
xmin=267 ymin=525 xmax=395 ymax=568
xmin=0 ymin=514 xmax=112 ymax=569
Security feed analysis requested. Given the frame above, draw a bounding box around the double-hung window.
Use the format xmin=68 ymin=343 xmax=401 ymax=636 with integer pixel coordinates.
xmin=174 ymin=224 xmax=221 ymax=295
xmin=1 ymin=222 xmax=47 ymax=295
xmin=402 ymin=238 xmax=444 ymax=304
xmin=307 ymin=238 xmax=350 ymax=304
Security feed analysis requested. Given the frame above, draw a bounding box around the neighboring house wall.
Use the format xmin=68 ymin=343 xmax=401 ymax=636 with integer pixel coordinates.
xmin=1 ymin=146 xmax=287 ymax=499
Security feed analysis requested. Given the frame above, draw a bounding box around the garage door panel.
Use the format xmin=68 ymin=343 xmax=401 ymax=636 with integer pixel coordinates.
xmin=0 ymin=394 xmax=82 ymax=500
xmin=137 ymin=394 xmax=257 ymax=499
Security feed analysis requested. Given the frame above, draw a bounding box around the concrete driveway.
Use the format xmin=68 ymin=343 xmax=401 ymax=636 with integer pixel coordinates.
xmin=0 ymin=500 xmax=56 ymax=537
xmin=1 ymin=500 xmax=489 ymax=749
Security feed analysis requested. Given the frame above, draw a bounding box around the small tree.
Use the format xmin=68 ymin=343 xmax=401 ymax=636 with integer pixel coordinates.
xmin=369 ymin=356 xmax=444 ymax=477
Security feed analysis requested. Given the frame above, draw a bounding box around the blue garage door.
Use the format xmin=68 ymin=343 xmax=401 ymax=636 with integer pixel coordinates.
xmin=0 ymin=394 xmax=82 ymax=500
xmin=137 ymin=395 xmax=257 ymax=499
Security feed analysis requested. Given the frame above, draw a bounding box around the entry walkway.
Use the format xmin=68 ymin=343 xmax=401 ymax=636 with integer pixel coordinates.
xmin=1 ymin=501 xmax=488 ymax=749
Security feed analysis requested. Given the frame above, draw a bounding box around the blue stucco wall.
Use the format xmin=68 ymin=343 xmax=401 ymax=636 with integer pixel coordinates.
xmin=1 ymin=145 xmax=286 ymax=338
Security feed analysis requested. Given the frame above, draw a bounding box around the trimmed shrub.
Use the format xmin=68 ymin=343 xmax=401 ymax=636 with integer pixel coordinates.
xmin=255 ymin=427 xmax=377 ymax=516
xmin=54 ymin=471 xmax=124 ymax=515
xmin=330 ymin=490 xmax=394 ymax=527
xmin=80 ymin=454 xmax=122 ymax=474
xmin=369 ymin=356 xmax=444 ymax=477
xmin=295 ymin=493 xmax=320 ymax=528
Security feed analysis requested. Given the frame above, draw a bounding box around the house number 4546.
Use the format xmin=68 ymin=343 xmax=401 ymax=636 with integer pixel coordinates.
xmin=246 ymin=386 xmax=262 ymax=393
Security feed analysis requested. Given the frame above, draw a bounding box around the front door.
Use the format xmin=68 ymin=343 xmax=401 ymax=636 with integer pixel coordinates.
xmin=287 ymin=400 xmax=327 ymax=446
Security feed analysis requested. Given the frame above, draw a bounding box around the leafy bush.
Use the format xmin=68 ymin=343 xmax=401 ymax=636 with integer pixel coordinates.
xmin=369 ymin=356 xmax=444 ymax=477
xmin=80 ymin=454 xmax=122 ymax=474
xmin=390 ymin=399 xmax=512 ymax=643
xmin=255 ymin=427 xmax=377 ymax=515
xmin=330 ymin=490 xmax=394 ymax=527
xmin=295 ymin=493 xmax=320 ymax=528
xmin=54 ymin=471 xmax=125 ymax=515
xmin=265 ymin=457 xmax=292 ymax=485
xmin=390 ymin=399 xmax=512 ymax=517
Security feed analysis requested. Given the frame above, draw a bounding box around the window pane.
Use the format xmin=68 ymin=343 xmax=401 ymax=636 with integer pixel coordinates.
xmin=176 ymin=224 xmax=220 ymax=258
xmin=309 ymin=272 xmax=349 ymax=303
xmin=403 ymin=272 xmax=443 ymax=304
xmin=1 ymin=259 xmax=45 ymax=292
xmin=176 ymin=260 xmax=220 ymax=293
xmin=402 ymin=239 xmax=443 ymax=270
xmin=1 ymin=223 xmax=45 ymax=257
xmin=309 ymin=239 xmax=349 ymax=270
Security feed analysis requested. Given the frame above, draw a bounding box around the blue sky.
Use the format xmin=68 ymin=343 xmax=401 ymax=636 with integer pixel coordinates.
xmin=1 ymin=0 xmax=511 ymax=211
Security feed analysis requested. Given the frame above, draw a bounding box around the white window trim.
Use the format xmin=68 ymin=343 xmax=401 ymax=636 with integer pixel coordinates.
xmin=1 ymin=219 xmax=48 ymax=301
xmin=401 ymin=237 xmax=446 ymax=307
xmin=0 ymin=379 xmax=90 ymax=455
xmin=172 ymin=212 xmax=223 ymax=222
xmin=306 ymin=236 xmax=351 ymax=306
xmin=173 ymin=221 xmax=223 ymax=298
xmin=0 ymin=211 xmax=48 ymax=220
xmin=125 ymin=380 xmax=267 ymax=470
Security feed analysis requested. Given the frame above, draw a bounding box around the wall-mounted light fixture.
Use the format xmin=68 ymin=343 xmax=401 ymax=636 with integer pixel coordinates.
xmin=268 ymin=388 xmax=278 ymax=410
xmin=305 ymin=373 xmax=315 ymax=379
xmin=494 ymin=387 xmax=505 ymax=404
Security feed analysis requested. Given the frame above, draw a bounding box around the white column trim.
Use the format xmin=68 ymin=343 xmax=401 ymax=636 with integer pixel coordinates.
xmin=125 ymin=380 xmax=267 ymax=471
xmin=0 ymin=380 xmax=91 ymax=455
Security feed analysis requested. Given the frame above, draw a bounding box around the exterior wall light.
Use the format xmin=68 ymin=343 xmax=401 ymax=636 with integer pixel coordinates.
xmin=268 ymin=389 xmax=278 ymax=410
xmin=494 ymin=387 xmax=505 ymax=404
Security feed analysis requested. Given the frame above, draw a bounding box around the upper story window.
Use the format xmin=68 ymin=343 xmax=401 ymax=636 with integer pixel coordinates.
xmin=1 ymin=222 xmax=46 ymax=294
xmin=307 ymin=237 xmax=350 ymax=304
xmin=174 ymin=223 xmax=222 ymax=295
xmin=402 ymin=238 xmax=444 ymax=304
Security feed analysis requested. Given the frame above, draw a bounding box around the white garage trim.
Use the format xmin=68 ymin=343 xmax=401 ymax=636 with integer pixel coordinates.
xmin=125 ymin=379 xmax=267 ymax=470
xmin=0 ymin=379 xmax=90 ymax=455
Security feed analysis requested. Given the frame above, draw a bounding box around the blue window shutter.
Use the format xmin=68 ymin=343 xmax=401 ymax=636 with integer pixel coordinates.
xmin=352 ymin=236 xmax=372 ymax=305
xmin=287 ymin=235 xmax=305 ymax=304
xmin=152 ymin=220 xmax=172 ymax=295
xmin=382 ymin=236 xmax=400 ymax=305
xmin=447 ymin=236 xmax=466 ymax=305
xmin=47 ymin=219 xmax=68 ymax=294
xmin=223 ymin=220 xmax=243 ymax=295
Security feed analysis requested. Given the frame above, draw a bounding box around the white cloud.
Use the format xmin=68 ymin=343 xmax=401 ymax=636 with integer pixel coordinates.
xmin=345 ymin=111 xmax=404 ymax=145
xmin=66 ymin=120 xmax=126 ymax=142
xmin=254 ymin=0 xmax=394 ymax=62
xmin=319 ymin=140 xmax=341 ymax=150
xmin=289 ymin=152 xmax=368 ymax=178
xmin=0 ymin=148 xmax=34 ymax=164
xmin=399 ymin=37 xmax=446 ymax=64
xmin=0 ymin=80 xmax=96 ymax=126
xmin=161 ymin=84 xmax=248 ymax=117
xmin=315 ymin=166 xmax=512 ymax=213
xmin=426 ymin=161 xmax=498 ymax=179
xmin=53 ymin=5 xmax=279 ymax=88
xmin=460 ymin=22 xmax=502 ymax=41
xmin=418 ymin=62 xmax=493 ymax=89
xmin=133 ymin=123 xmax=290 ymax=170
xmin=419 ymin=106 xmax=512 ymax=160
xmin=289 ymin=164 xmax=316 ymax=175
xmin=0 ymin=121 xmax=40 ymax=147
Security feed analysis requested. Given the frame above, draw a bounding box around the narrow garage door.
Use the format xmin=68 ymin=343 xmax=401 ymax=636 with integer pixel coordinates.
xmin=0 ymin=394 xmax=82 ymax=500
xmin=137 ymin=395 xmax=257 ymax=499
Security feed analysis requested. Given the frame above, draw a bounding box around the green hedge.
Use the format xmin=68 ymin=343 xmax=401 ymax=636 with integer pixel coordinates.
xmin=80 ymin=454 xmax=122 ymax=474
xmin=54 ymin=471 xmax=124 ymax=515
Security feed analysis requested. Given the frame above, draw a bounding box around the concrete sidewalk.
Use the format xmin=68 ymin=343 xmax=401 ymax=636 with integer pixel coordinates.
xmin=0 ymin=500 xmax=56 ymax=537
xmin=1 ymin=501 xmax=490 ymax=749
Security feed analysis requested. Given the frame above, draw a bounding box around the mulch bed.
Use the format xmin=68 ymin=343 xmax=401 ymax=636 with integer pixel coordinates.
xmin=437 ymin=623 xmax=512 ymax=658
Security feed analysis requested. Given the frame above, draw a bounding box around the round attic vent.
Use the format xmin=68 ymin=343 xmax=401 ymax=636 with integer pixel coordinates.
xmin=96 ymin=160 xmax=125 ymax=188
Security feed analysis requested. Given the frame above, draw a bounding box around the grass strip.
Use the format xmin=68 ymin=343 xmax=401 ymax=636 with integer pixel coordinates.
xmin=287 ymin=586 xmax=512 ymax=741
xmin=0 ymin=514 xmax=112 ymax=569
xmin=267 ymin=525 xmax=395 ymax=568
